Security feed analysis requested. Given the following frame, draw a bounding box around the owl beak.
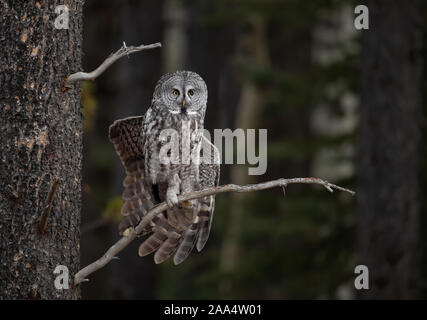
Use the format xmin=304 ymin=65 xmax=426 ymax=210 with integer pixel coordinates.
xmin=180 ymin=99 xmax=187 ymax=113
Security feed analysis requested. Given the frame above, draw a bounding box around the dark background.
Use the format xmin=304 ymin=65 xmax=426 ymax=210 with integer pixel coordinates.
xmin=78 ymin=0 xmax=425 ymax=299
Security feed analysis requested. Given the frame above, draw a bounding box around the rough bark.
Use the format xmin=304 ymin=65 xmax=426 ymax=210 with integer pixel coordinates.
xmin=357 ymin=0 xmax=422 ymax=299
xmin=0 ymin=1 xmax=83 ymax=299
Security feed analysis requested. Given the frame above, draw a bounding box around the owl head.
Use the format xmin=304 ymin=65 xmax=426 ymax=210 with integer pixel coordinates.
xmin=152 ymin=70 xmax=208 ymax=118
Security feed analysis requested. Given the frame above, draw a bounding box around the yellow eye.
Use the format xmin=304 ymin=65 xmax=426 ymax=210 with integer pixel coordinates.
xmin=188 ymin=89 xmax=194 ymax=96
xmin=172 ymin=89 xmax=179 ymax=96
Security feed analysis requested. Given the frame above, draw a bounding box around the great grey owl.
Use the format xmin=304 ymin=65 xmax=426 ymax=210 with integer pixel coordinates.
xmin=109 ymin=70 xmax=220 ymax=265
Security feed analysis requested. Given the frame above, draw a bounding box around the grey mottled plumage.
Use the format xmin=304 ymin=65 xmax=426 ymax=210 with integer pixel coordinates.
xmin=109 ymin=71 xmax=220 ymax=265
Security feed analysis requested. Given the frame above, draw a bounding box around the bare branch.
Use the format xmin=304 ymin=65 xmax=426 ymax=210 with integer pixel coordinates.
xmin=73 ymin=177 xmax=354 ymax=286
xmin=64 ymin=42 xmax=162 ymax=88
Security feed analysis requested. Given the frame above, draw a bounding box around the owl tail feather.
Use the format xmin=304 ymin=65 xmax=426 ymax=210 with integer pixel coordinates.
xmin=138 ymin=227 xmax=167 ymax=257
xmin=138 ymin=213 xmax=169 ymax=255
xmin=196 ymin=196 xmax=215 ymax=252
xmin=173 ymin=221 xmax=199 ymax=265
xmin=137 ymin=201 xmax=212 ymax=264
xmin=154 ymin=231 xmax=182 ymax=264
xmin=137 ymin=213 xmax=183 ymax=264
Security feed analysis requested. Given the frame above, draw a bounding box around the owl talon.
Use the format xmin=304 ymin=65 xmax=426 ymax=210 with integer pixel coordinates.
xmin=181 ymin=200 xmax=193 ymax=208
xmin=166 ymin=193 xmax=179 ymax=207
xmin=166 ymin=173 xmax=181 ymax=207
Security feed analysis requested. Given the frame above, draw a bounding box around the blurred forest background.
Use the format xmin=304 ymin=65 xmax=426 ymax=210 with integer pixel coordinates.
xmin=78 ymin=0 xmax=426 ymax=299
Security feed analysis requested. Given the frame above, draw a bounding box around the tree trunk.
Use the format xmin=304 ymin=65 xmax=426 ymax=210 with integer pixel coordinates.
xmin=0 ymin=1 xmax=84 ymax=299
xmin=357 ymin=0 xmax=422 ymax=299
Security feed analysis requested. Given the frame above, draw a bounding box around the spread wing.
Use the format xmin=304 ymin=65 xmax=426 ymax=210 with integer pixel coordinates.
xmin=109 ymin=116 xmax=196 ymax=264
xmin=108 ymin=116 xmax=155 ymax=235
